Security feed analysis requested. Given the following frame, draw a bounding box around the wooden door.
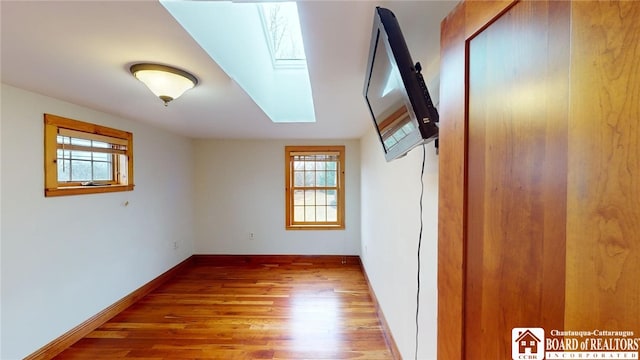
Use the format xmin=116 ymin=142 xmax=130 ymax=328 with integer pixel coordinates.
xmin=438 ymin=1 xmax=640 ymax=359
xmin=464 ymin=1 xmax=570 ymax=357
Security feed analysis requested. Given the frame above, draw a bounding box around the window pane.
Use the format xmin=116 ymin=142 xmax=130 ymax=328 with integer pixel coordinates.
xmin=294 ymin=171 xmax=304 ymax=187
xmin=315 ymin=190 xmax=326 ymax=205
xmin=315 ymin=161 xmax=326 ymax=170
xmin=93 ymin=162 xmax=112 ymax=181
xmin=92 ymin=152 xmax=111 ymax=162
xmin=326 ymin=170 xmax=337 ymax=187
xmin=70 ymin=138 xmax=91 ymax=147
xmin=71 ymin=150 xmax=92 ymax=161
xmin=316 ymin=171 xmax=326 ymax=186
xmin=294 ymin=160 xmax=304 ymax=170
xmin=294 ymin=206 xmax=305 ymax=221
xmin=293 ymin=190 xmax=304 ymax=205
xmin=92 ymin=141 xmax=110 ymax=148
xmin=259 ymin=2 xmax=306 ymax=62
xmin=305 ymin=206 xmax=316 ymax=222
xmin=316 ymin=206 xmax=326 ymax=221
xmin=327 ymin=161 xmax=337 ymax=170
xmin=326 ymin=190 xmax=337 ymax=205
xmin=305 ymin=190 xmax=315 ymax=205
xmin=71 ymin=160 xmax=92 ymax=181
xmin=57 ymin=149 xmax=70 ymax=160
xmin=304 ymin=171 xmax=315 ymax=186
xmin=327 ymin=205 xmax=338 ymax=221
xmin=57 ymin=160 xmax=71 ymax=182
xmin=57 ymin=135 xmax=71 ymax=145
xmin=304 ymin=161 xmax=315 ymax=170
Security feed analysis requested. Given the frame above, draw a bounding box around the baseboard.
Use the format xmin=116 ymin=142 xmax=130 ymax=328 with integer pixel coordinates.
xmin=360 ymin=261 xmax=403 ymax=360
xmin=24 ymin=256 xmax=194 ymax=360
xmin=192 ymin=254 xmax=361 ymax=266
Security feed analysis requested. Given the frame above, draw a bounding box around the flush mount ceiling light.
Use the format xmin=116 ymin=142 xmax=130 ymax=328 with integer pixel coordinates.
xmin=130 ymin=63 xmax=198 ymax=106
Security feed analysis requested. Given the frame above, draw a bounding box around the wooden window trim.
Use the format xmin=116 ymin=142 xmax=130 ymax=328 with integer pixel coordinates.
xmin=285 ymin=145 xmax=345 ymax=230
xmin=44 ymin=114 xmax=134 ymax=197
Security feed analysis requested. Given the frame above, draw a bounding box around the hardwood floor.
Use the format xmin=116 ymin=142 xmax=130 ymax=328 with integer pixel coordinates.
xmin=53 ymin=256 xmax=394 ymax=360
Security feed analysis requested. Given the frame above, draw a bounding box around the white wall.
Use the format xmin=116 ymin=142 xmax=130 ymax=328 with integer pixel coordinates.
xmin=193 ymin=139 xmax=360 ymax=255
xmin=360 ymin=128 xmax=439 ymax=360
xmin=0 ymin=85 xmax=195 ymax=359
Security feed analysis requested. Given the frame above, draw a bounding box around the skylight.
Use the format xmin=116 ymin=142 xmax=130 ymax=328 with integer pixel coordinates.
xmin=258 ymin=3 xmax=306 ymax=68
xmin=160 ymin=1 xmax=315 ymax=123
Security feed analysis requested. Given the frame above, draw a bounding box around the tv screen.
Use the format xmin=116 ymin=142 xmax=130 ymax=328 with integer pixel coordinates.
xmin=363 ymin=7 xmax=439 ymax=161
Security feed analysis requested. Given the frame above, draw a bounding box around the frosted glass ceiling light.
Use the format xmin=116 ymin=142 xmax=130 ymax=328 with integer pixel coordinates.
xmin=130 ymin=63 xmax=198 ymax=106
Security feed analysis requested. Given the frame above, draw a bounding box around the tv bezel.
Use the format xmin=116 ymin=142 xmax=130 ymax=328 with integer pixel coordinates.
xmin=363 ymin=6 xmax=439 ymax=162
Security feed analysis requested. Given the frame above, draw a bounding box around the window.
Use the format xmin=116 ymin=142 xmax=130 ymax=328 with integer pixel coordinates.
xmin=44 ymin=113 xmax=134 ymax=197
xmin=285 ymin=146 xmax=345 ymax=230
xmin=258 ymin=2 xmax=307 ymax=68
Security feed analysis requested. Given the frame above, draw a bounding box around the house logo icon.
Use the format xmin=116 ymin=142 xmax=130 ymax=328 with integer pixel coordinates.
xmin=512 ymin=328 xmax=545 ymax=359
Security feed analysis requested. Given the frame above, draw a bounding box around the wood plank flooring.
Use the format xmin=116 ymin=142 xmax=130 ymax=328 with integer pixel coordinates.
xmin=53 ymin=256 xmax=394 ymax=360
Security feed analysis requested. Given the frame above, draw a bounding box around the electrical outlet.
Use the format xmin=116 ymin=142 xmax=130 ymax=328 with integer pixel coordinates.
xmin=173 ymin=241 xmax=179 ymax=250
xmin=249 ymin=232 xmax=255 ymax=241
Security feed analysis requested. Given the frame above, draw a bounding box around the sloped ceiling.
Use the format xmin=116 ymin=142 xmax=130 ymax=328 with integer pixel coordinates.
xmin=0 ymin=0 xmax=458 ymax=139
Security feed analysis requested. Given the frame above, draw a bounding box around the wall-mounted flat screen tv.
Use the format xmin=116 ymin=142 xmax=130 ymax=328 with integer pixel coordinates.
xmin=363 ymin=7 xmax=439 ymax=162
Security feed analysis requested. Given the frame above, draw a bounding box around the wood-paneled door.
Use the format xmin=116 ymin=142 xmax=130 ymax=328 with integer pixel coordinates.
xmin=438 ymin=1 xmax=640 ymax=359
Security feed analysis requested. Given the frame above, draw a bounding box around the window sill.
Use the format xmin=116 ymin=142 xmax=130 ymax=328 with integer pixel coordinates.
xmin=45 ymin=184 xmax=134 ymax=197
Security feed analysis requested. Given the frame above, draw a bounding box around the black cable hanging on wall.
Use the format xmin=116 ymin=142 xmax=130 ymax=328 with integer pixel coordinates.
xmin=415 ymin=143 xmax=426 ymax=360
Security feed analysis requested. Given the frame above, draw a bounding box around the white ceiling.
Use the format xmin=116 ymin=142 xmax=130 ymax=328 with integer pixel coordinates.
xmin=1 ymin=0 xmax=458 ymax=140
